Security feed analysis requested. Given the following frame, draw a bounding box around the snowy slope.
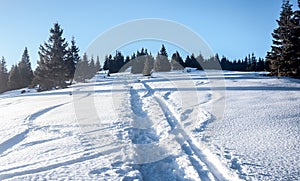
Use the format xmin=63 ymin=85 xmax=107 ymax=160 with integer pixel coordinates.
xmin=0 ymin=71 xmax=299 ymax=180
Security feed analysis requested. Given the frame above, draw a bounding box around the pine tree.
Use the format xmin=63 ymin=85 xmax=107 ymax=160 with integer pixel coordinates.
xmin=266 ymin=0 xmax=295 ymax=77
xmin=95 ymin=56 xmax=101 ymax=72
xmin=66 ymin=37 xmax=80 ymax=85
xmin=184 ymin=54 xmax=200 ymax=69
xmin=143 ymin=55 xmax=155 ymax=76
xmin=185 ymin=55 xmax=191 ymax=68
xmin=154 ymin=44 xmax=171 ymax=72
xmin=289 ymin=0 xmax=300 ymax=77
xmin=18 ymin=47 xmax=33 ymax=88
xmin=195 ymin=53 xmax=204 ymax=70
xmin=248 ymin=53 xmax=257 ymax=71
xmin=110 ymin=51 xmax=125 ymax=73
xmin=8 ymin=65 xmax=21 ymax=90
xmin=171 ymin=51 xmax=184 ymax=70
xmin=34 ymin=23 xmax=69 ymax=91
xmin=103 ymin=54 xmax=112 ymax=71
xmin=0 ymin=57 xmax=8 ymax=93
xmin=131 ymin=48 xmax=148 ymax=74
xmin=89 ymin=56 xmax=96 ymax=75
xmin=74 ymin=53 xmax=90 ymax=82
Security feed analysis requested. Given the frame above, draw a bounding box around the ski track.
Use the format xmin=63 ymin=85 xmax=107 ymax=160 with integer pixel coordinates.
xmin=140 ymin=80 xmax=230 ymax=181
xmin=0 ymin=129 xmax=29 ymax=155
xmin=25 ymin=103 xmax=66 ymax=122
xmin=0 ymin=103 xmax=68 ymax=157
xmin=0 ymin=146 xmax=121 ymax=180
xmin=0 ymin=97 xmax=122 ymax=180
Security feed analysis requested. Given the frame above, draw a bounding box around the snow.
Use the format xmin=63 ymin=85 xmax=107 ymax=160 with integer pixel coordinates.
xmin=0 ymin=71 xmax=299 ymax=180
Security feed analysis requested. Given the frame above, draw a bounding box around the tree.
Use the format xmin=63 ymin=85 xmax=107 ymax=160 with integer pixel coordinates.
xmin=266 ymin=0 xmax=296 ymax=77
xmin=143 ymin=55 xmax=155 ymax=76
xmin=171 ymin=51 xmax=184 ymax=70
xmin=184 ymin=54 xmax=200 ymax=69
xmin=89 ymin=56 xmax=96 ymax=74
xmin=66 ymin=36 xmax=80 ymax=85
xmin=110 ymin=51 xmax=125 ymax=73
xmin=74 ymin=53 xmax=90 ymax=82
xmin=195 ymin=53 xmax=204 ymax=70
xmin=95 ymin=56 xmax=101 ymax=72
xmin=34 ymin=23 xmax=69 ymax=91
xmin=8 ymin=65 xmax=21 ymax=90
xmin=18 ymin=47 xmax=33 ymax=88
xmin=131 ymin=48 xmax=148 ymax=74
xmin=0 ymin=57 xmax=8 ymax=93
xmin=289 ymin=0 xmax=300 ymax=77
xmin=103 ymin=54 xmax=112 ymax=71
xmin=248 ymin=53 xmax=257 ymax=71
xmin=154 ymin=44 xmax=171 ymax=72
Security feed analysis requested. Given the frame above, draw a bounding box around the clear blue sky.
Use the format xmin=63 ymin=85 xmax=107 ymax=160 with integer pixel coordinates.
xmin=0 ymin=0 xmax=298 ymax=69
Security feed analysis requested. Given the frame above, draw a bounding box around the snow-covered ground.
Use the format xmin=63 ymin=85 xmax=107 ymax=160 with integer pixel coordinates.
xmin=0 ymin=71 xmax=299 ymax=180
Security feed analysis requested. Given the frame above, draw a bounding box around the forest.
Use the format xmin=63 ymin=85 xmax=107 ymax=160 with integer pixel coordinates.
xmin=0 ymin=0 xmax=299 ymax=93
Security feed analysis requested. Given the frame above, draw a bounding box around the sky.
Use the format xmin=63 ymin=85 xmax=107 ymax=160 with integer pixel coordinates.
xmin=0 ymin=0 xmax=299 ymax=69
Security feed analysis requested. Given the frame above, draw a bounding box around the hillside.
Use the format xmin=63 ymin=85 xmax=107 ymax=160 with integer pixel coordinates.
xmin=0 ymin=71 xmax=299 ymax=180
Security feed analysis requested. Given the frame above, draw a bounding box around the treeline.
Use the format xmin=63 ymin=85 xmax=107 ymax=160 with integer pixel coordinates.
xmin=0 ymin=23 xmax=101 ymax=93
xmin=1 ymin=0 xmax=299 ymax=94
xmin=0 ymin=49 xmax=34 ymax=93
xmin=101 ymin=44 xmax=268 ymax=75
xmin=266 ymin=0 xmax=300 ymax=78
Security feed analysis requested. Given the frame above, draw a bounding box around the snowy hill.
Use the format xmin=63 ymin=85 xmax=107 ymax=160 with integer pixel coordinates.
xmin=0 ymin=71 xmax=299 ymax=180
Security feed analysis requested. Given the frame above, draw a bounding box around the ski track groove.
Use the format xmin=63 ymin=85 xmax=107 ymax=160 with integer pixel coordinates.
xmin=0 ymin=103 xmax=68 ymax=157
xmin=0 ymin=146 xmax=122 ymax=180
xmin=141 ymin=80 xmax=229 ymax=181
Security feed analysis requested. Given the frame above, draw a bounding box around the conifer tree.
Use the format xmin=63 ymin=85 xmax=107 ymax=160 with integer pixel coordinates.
xmin=89 ymin=56 xmax=96 ymax=75
xmin=171 ymin=51 xmax=184 ymax=70
xmin=103 ymin=54 xmax=112 ymax=71
xmin=66 ymin=37 xmax=80 ymax=84
xmin=34 ymin=23 xmax=69 ymax=90
xmin=18 ymin=47 xmax=33 ymax=88
xmin=74 ymin=53 xmax=90 ymax=82
xmin=154 ymin=44 xmax=171 ymax=72
xmin=95 ymin=56 xmax=101 ymax=72
xmin=289 ymin=0 xmax=300 ymax=77
xmin=131 ymin=48 xmax=148 ymax=74
xmin=0 ymin=57 xmax=8 ymax=93
xmin=266 ymin=0 xmax=296 ymax=77
xmin=143 ymin=55 xmax=155 ymax=76
xmin=8 ymin=65 xmax=21 ymax=90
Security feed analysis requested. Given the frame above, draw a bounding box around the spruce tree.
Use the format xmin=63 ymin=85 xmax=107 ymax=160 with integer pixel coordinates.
xmin=131 ymin=48 xmax=147 ymax=74
xmin=195 ymin=53 xmax=204 ymax=70
xmin=95 ymin=56 xmax=101 ymax=72
xmin=143 ymin=55 xmax=155 ymax=76
xmin=89 ymin=56 xmax=96 ymax=76
xmin=266 ymin=0 xmax=295 ymax=77
xmin=154 ymin=44 xmax=171 ymax=72
xmin=8 ymin=65 xmax=21 ymax=90
xmin=0 ymin=57 xmax=8 ymax=93
xmin=103 ymin=54 xmax=112 ymax=71
xmin=66 ymin=37 xmax=80 ymax=85
xmin=18 ymin=47 xmax=33 ymax=88
xmin=171 ymin=51 xmax=184 ymax=70
xmin=34 ymin=23 xmax=69 ymax=91
xmin=74 ymin=53 xmax=90 ymax=82
xmin=289 ymin=0 xmax=300 ymax=77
